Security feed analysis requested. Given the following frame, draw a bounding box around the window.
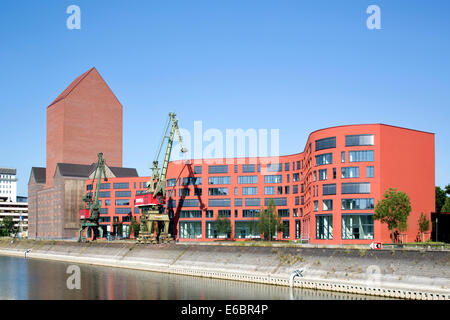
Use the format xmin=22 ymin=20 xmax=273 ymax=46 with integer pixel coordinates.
xmin=115 ymin=191 xmax=131 ymax=197
xmin=218 ymin=210 xmax=231 ymax=217
xmin=180 ymin=210 xmax=202 ymax=218
xmin=319 ymin=169 xmax=327 ymax=181
xmin=333 ymin=168 xmax=336 ymax=179
xmin=264 ymin=198 xmax=287 ymax=206
xmin=277 ymin=186 xmax=283 ymax=195
xmin=314 ymin=200 xmax=318 ymax=211
xmin=180 ymin=188 xmax=190 ymax=196
xmin=208 ymin=199 xmax=231 ymax=207
xmin=115 ymin=207 xmax=132 ymax=214
xmin=295 ymin=220 xmax=301 ymax=239
xmin=237 ymin=176 xmax=257 ymax=184
xmin=316 ymin=215 xmax=333 ymax=239
xmin=349 ymin=150 xmax=374 ymax=162
xmin=178 ymin=199 xmax=200 ymax=207
xmin=264 ymin=187 xmax=275 ymax=195
xmin=234 ymin=198 xmax=243 ymax=206
xmin=99 ymin=191 xmax=110 ymax=198
xmin=341 ymin=151 xmax=345 ymax=163
xmin=113 ymin=183 xmax=129 ymax=189
xmin=285 ymin=163 xmax=290 ymax=171
xmin=242 ymin=164 xmax=255 ymax=173
xmin=208 ymin=187 xmax=228 ymax=196
xmin=234 ymin=165 xmax=238 ymax=173
xmin=194 ymin=188 xmax=202 ymax=196
xmin=194 ymin=166 xmax=202 ymax=174
xmin=235 ymin=221 xmax=260 ymax=239
xmin=367 ymin=166 xmax=374 ymax=178
xmin=205 ymin=210 xmax=214 ymax=218
xmin=341 ymin=167 xmax=360 ymax=179
xmin=295 ymin=197 xmax=299 ymax=205
xmin=235 ymin=187 xmax=238 ymax=195
xmin=267 ymin=163 xmax=282 ymax=172
xmin=243 ymin=187 xmax=258 ymax=195
xmin=282 ymin=221 xmax=290 ymax=239
xmin=100 ymin=183 xmax=110 ymax=189
xmin=264 ymin=175 xmax=282 ymax=183
xmin=208 ymin=165 xmax=228 ymax=173
xmin=242 ymin=209 xmax=260 ymax=217
xmin=278 ymin=209 xmax=290 ymax=217
xmin=341 ymin=182 xmax=371 ymax=194
xmin=323 ymin=199 xmax=333 ymax=211
xmin=315 ymin=137 xmax=336 ymax=151
xmin=293 ymin=185 xmax=298 ymax=194
xmin=208 ymin=176 xmax=231 ymax=185
xmin=293 ymin=173 xmax=299 ymax=182
xmin=167 ymin=179 xmax=176 ymax=187
xmin=245 ymin=198 xmax=261 ymax=207
xmin=99 ymin=208 xmax=108 ymax=214
xmin=316 ymin=153 xmax=332 ymax=166
xmin=342 ymin=214 xmax=374 ymax=240
xmin=179 ymin=221 xmax=202 ymax=239
xmin=115 ymin=199 xmax=130 ymax=206
xmin=345 ymin=134 xmax=374 ymax=147
xmin=183 ymin=177 xmax=202 ymax=185
xmin=285 ymin=186 xmax=290 ymax=194
xmin=322 ymin=184 xmax=336 ymax=195
xmin=341 ymin=198 xmax=374 ymax=210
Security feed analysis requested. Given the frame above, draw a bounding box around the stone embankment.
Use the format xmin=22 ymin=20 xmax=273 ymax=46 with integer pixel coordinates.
xmin=0 ymin=239 xmax=449 ymax=300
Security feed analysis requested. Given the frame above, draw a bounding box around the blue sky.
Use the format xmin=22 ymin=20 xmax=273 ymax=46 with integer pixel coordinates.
xmin=0 ymin=0 xmax=449 ymax=197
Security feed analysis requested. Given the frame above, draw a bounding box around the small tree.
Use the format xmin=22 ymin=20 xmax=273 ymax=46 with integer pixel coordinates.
xmin=258 ymin=199 xmax=282 ymax=241
xmin=441 ymin=197 xmax=450 ymax=213
xmin=418 ymin=212 xmax=430 ymax=242
xmin=2 ymin=216 xmax=15 ymax=236
xmin=215 ymin=216 xmax=231 ymax=238
xmin=374 ymin=188 xmax=411 ymax=243
xmin=130 ymin=217 xmax=140 ymax=238
xmin=435 ymin=186 xmax=447 ymax=214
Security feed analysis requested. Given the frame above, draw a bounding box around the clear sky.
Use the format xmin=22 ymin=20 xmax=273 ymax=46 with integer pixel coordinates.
xmin=0 ymin=0 xmax=449 ymax=197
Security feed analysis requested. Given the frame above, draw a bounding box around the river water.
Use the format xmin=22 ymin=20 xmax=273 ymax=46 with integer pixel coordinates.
xmin=0 ymin=255 xmax=388 ymax=300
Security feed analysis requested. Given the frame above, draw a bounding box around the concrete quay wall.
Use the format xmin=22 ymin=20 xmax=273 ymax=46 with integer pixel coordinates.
xmin=0 ymin=240 xmax=449 ymax=300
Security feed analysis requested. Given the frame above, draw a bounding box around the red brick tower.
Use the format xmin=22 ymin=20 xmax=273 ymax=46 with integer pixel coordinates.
xmin=46 ymin=67 xmax=123 ymax=187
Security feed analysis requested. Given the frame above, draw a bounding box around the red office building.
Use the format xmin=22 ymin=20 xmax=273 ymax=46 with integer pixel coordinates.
xmin=87 ymin=124 xmax=434 ymax=244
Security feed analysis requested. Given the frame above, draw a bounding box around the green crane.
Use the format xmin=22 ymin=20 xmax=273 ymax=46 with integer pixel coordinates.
xmin=78 ymin=152 xmax=107 ymax=242
xmin=135 ymin=112 xmax=187 ymax=243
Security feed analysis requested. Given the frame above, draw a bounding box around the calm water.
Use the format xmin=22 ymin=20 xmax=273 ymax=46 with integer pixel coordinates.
xmin=0 ymin=255 xmax=388 ymax=300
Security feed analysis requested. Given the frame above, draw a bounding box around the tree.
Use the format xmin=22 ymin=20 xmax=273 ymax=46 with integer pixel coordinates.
xmin=130 ymin=217 xmax=140 ymax=238
xmin=442 ymin=197 xmax=450 ymax=213
xmin=214 ymin=216 xmax=231 ymax=238
xmin=1 ymin=216 xmax=15 ymax=236
xmin=258 ymin=199 xmax=282 ymax=241
xmin=445 ymin=184 xmax=450 ymax=196
xmin=418 ymin=212 xmax=430 ymax=242
xmin=374 ymin=188 xmax=411 ymax=243
xmin=435 ymin=186 xmax=447 ymax=214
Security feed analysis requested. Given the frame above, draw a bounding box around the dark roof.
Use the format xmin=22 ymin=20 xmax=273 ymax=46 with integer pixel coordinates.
xmin=56 ymin=163 xmax=138 ymax=178
xmin=31 ymin=167 xmax=46 ymax=184
xmin=57 ymin=163 xmax=96 ymax=178
xmin=0 ymin=168 xmax=17 ymax=175
xmin=110 ymin=167 xmax=139 ymax=177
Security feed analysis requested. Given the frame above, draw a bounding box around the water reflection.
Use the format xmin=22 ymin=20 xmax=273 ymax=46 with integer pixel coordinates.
xmin=0 ymin=256 xmax=389 ymax=300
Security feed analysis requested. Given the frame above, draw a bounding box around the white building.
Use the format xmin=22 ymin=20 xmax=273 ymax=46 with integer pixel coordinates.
xmin=0 ymin=168 xmax=17 ymax=202
xmin=0 ymin=168 xmax=28 ymax=236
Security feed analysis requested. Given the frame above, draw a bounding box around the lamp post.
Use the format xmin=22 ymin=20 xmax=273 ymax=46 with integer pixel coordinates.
xmin=436 ymin=217 xmax=438 ymax=243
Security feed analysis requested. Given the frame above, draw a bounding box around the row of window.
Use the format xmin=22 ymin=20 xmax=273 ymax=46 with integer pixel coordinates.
xmin=315 ymin=134 xmax=374 ymax=152
xmin=314 ymin=198 xmax=374 ymax=211
xmin=316 ymin=150 xmax=374 ymax=166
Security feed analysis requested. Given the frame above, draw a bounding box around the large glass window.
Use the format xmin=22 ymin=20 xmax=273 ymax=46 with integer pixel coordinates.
xmin=264 ymin=175 xmax=282 ymax=183
xmin=100 ymin=183 xmax=110 ymax=190
xmin=234 ymin=198 xmax=243 ymax=206
xmin=167 ymin=179 xmax=176 ymax=187
xmin=314 ymin=200 xmax=318 ymax=211
xmin=208 ymin=176 xmax=231 ymax=185
xmin=264 ymin=198 xmax=287 ymax=206
xmin=349 ymin=150 xmax=374 ymax=162
xmin=245 ymin=198 xmax=261 ymax=207
xmin=264 ymin=186 xmax=275 ymax=195
xmin=278 ymin=209 xmax=290 ymax=217
xmin=180 ymin=210 xmax=202 ymax=218
xmin=208 ymin=187 xmax=228 ymax=196
xmin=115 ymin=207 xmax=132 ymax=214
xmin=178 ymin=199 xmax=200 ymax=207
xmin=208 ymin=165 xmax=228 ymax=174
xmin=113 ymin=183 xmax=129 ymax=189
xmin=218 ymin=210 xmax=231 ymax=217
xmin=242 ymin=164 xmax=255 ymax=173
xmin=242 ymin=187 xmax=258 ymax=195
xmin=194 ymin=166 xmax=202 ymax=174
xmin=345 ymin=134 xmax=374 ymax=147
xmin=316 ymin=215 xmax=333 ymax=239
xmin=242 ymin=209 xmax=260 ymax=217
xmin=183 ymin=177 xmax=202 ymax=185
xmin=208 ymin=198 xmax=231 ymax=207
xmin=235 ymin=221 xmax=260 ymax=239
xmin=99 ymin=191 xmax=110 ymax=198
xmin=367 ymin=166 xmax=374 ymax=178
xmin=179 ymin=221 xmax=202 ymax=239
xmin=267 ymin=163 xmax=282 ymax=172
xmin=315 ymin=137 xmax=336 ymax=151
xmin=237 ymin=176 xmax=258 ymax=184
xmin=315 ymin=153 xmax=333 ymax=166
xmin=206 ymin=221 xmax=230 ymax=239
xmin=115 ymin=191 xmax=131 ymax=197
xmin=322 ymin=184 xmax=336 ymax=195
xmin=282 ymin=221 xmax=290 ymax=239
xmin=341 ymin=198 xmax=374 ymax=210
xmin=342 ymin=214 xmax=374 ymax=239
xmin=341 ymin=167 xmax=360 ymax=179
xmin=341 ymin=182 xmax=371 ymax=194
xmin=115 ymin=199 xmax=130 ymax=206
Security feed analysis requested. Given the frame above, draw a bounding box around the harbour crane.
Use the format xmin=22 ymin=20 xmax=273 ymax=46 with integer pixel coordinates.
xmin=135 ymin=112 xmax=187 ymax=244
xmin=78 ymin=153 xmax=107 ymax=242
